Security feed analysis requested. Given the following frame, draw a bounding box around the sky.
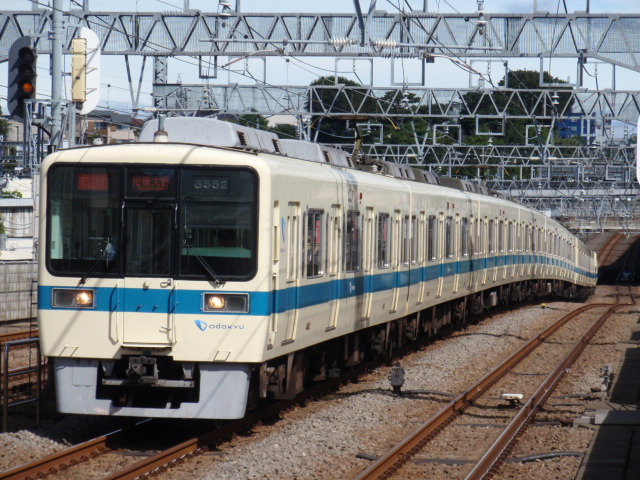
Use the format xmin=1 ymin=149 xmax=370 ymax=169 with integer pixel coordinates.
xmin=2 ymin=0 xmax=640 ymax=129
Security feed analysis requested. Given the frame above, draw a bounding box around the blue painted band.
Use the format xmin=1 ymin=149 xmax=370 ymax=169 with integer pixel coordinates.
xmin=39 ymin=254 xmax=596 ymax=316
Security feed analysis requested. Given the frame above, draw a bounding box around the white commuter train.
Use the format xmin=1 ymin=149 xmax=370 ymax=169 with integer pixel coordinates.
xmin=37 ymin=117 xmax=598 ymax=419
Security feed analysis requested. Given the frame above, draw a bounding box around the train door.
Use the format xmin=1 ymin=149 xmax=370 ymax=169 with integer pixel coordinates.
xmin=391 ymin=210 xmax=402 ymax=312
xmin=500 ymin=220 xmax=507 ymax=281
xmin=417 ymin=212 xmax=426 ymax=304
xmin=284 ymin=202 xmax=301 ymax=343
xmin=508 ymin=221 xmax=516 ymax=279
xmin=452 ymin=215 xmax=460 ymax=294
xmin=530 ymin=226 xmax=536 ymax=276
xmin=437 ymin=213 xmax=444 ymax=298
xmin=269 ymin=201 xmax=281 ymax=348
xmin=460 ymin=216 xmax=469 ymax=292
xmin=480 ymin=217 xmax=488 ymax=286
xmin=489 ymin=219 xmax=497 ymax=283
xmin=328 ymin=205 xmax=342 ymax=329
xmin=519 ymin=223 xmax=526 ymax=277
xmin=360 ymin=207 xmax=374 ymax=320
xmin=468 ymin=216 xmax=477 ymax=291
xmin=122 ymin=204 xmax=176 ymax=346
xmin=408 ymin=214 xmax=418 ymax=305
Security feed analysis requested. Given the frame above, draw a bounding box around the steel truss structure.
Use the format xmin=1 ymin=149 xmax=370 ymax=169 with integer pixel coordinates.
xmin=1 ymin=10 xmax=640 ymax=70
xmin=2 ymin=6 xmax=639 ymax=232
xmin=154 ymin=84 xmax=640 ymax=123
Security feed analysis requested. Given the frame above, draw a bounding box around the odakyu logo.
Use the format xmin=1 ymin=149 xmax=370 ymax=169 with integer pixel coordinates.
xmin=194 ymin=319 xmax=245 ymax=331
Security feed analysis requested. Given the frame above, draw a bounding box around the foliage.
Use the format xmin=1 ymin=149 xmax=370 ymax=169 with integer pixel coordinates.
xmin=272 ymin=123 xmax=298 ymax=139
xmin=235 ymin=113 xmax=269 ymax=130
xmin=2 ymin=190 xmax=23 ymax=198
xmin=461 ymin=69 xmax=574 ymax=147
xmin=308 ymin=76 xmax=372 ymax=143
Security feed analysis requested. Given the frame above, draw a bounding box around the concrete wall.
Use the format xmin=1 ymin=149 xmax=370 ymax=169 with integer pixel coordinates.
xmin=0 ymin=261 xmax=37 ymax=323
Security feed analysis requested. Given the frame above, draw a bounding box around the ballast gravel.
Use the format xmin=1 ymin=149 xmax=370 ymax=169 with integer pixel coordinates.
xmin=0 ymin=287 xmax=633 ymax=480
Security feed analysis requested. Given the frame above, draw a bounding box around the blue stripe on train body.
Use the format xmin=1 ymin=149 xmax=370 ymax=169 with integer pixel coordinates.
xmin=39 ymin=253 xmax=597 ymax=316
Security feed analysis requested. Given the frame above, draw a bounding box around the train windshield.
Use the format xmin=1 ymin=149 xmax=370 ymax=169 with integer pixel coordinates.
xmin=46 ymin=164 xmax=258 ymax=281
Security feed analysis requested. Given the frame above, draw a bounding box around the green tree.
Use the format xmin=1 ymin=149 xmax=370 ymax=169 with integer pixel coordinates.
xmin=272 ymin=123 xmax=297 ymax=139
xmin=308 ymin=76 xmax=378 ymax=143
xmin=235 ymin=113 xmax=269 ymax=130
xmin=461 ymin=69 xmax=575 ymax=146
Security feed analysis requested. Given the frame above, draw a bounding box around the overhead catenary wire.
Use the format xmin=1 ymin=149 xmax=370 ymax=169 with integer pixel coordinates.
xmin=10 ymin=1 xmax=595 ymax=156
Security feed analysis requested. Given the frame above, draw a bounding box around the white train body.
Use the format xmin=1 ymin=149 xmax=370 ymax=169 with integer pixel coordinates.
xmin=38 ymin=118 xmax=597 ymax=419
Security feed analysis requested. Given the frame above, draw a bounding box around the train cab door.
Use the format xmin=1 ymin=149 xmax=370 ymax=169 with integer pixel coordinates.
xmin=121 ymin=204 xmax=177 ymax=346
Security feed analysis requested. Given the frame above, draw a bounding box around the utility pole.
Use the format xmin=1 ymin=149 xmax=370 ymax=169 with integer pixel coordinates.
xmin=51 ymin=0 xmax=63 ymax=151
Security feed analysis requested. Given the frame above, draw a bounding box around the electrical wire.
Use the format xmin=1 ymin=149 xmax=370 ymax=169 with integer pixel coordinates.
xmin=11 ymin=1 xmax=601 ymax=150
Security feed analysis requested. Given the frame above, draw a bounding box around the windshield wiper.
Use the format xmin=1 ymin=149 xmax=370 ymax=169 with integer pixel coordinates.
xmin=79 ymin=238 xmax=116 ymax=286
xmin=79 ymin=257 xmax=105 ymax=286
xmin=186 ymin=246 xmax=225 ymax=287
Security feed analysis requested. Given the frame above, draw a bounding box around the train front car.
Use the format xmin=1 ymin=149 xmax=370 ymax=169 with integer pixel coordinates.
xmin=38 ymin=143 xmax=269 ymax=418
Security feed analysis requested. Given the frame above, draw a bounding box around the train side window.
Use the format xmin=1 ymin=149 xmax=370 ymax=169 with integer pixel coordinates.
xmin=306 ymin=209 xmax=324 ymax=277
xmin=532 ymin=227 xmax=537 ymax=253
xmin=329 ymin=205 xmax=342 ymax=275
xmin=418 ymin=212 xmax=425 ymax=264
xmin=427 ymin=215 xmax=437 ymax=261
xmin=508 ymin=222 xmax=514 ymax=252
xmin=363 ymin=207 xmax=374 ymax=271
xmin=445 ymin=216 xmax=454 ymax=258
xmin=393 ymin=211 xmax=402 ymax=267
xmin=287 ymin=203 xmax=300 ymax=280
xmin=479 ymin=219 xmax=485 ymax=255
xmin=411 ymin=215 xmax=417 ymax=265
xmin=538 ymin=229 xmax=543 ymax=254
xmin=377 ymin=213 xmax=390 ymax=268
xmin=488 ymin=219 xmax=495 ymax=254
xmin=402 ymin=216 xmax=410 ymax=265
xmin=345 ymin=210 xmax=361 ymax=272
xmin=498 ymin=220 xmax=504 ymax=253
xmin=461 ymin=217 xmax=469 ymax=257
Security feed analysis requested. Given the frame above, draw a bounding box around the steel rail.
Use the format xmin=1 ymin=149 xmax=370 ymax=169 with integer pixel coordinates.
xmin=597 ymin=233 xmax=623 ymax=267
xmin=0 ymin=429 xmax=127 ymax=480
xmin=353 ymin=303 xmax=610 ymax=480
xmin=465 ymin=302 xmax=627 ymax=479
xmin=103 ymin=345 xmax=401 ymax=480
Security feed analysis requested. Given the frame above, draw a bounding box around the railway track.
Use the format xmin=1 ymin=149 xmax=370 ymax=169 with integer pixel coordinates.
xmin=597 ymin=232 xmax=623 ymax=266
xmin=0 ymin=334 xmax=407 ymax=480
xmin=1 ymin=295 xmax=629 ymax=479
xmin=353 ymin=301 xmax=627 ymax=480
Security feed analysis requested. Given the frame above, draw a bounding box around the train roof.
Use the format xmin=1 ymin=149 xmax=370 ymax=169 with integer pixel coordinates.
xmin=138 ymin=117 xmax=503 ymax=199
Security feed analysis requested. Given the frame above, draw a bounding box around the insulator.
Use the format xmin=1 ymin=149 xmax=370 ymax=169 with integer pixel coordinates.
xmin=330 ymin=37 xmax=355 ymax=47
xmin=374 ymin=38 xmax=398 ymax=48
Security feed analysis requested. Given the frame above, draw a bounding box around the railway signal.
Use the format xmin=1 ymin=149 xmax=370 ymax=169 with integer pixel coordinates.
xmin=8 ymin=36 xmax=37 ymax=122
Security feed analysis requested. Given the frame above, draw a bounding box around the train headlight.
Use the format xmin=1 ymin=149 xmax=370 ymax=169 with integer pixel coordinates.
xmin=52 ymin=288 xmax=95 ymax=308
xmin=207 ymin=295 xmax=225 ymax=310
xmin=203 ymin=293 xmax=249 ymax=313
